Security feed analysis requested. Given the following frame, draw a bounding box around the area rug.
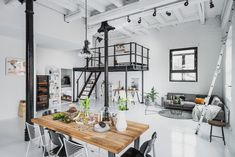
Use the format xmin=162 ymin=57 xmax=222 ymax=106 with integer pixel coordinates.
xmin=158 ymin=109 xmax=192 ymax=119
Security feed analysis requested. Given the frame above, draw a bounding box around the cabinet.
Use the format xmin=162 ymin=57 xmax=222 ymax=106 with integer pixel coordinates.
xmin=36 ymin=75 xmax=49 ymax=111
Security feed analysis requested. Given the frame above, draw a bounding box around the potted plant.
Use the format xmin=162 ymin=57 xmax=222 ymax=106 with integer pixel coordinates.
xmin=115 ymin=98 xmax=128 ymax=132
xmin=145 ymin=87 xmax=159 ymax=105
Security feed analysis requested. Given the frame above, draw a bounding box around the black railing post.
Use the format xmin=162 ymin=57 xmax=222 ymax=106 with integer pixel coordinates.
xmin=98 ymin=48 xmax=101 ymax=68
xmin=141 ymin=46 xmax=144 ymax=70
xmin=77 ymin=78 xmax=79 ymax=102
xmin=130 ymin=43 xmax=132 ymax=65
xmin=135 ymin=43 xmax=137 ymax=68
xmin=147 ymin=49 xmax=149 ymax=70
xmin=141 ymin=70 xmax=144 ymax=104
xmin=114 ymin=45 xmax=116 ymax=67
xmin=73 ymin=70 xmax=75 ymax=102
xmin=23 ymin=0 xmax=35 ymax=141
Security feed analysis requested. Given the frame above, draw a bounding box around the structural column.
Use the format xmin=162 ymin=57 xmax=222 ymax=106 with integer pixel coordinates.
xmin=20 ymin=0 xmax=35 ymax=141
xmin=98 ymin=21 xmax=115 ymax=120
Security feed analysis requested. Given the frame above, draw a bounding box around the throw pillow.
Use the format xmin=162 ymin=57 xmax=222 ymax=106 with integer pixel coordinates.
xmin=211 ymin=96 xmax=221 ymax=106
xmin=173 ymin=96 xmax=181 ymax=104
xmin=194 ymin=98 xmax=205 ymax=104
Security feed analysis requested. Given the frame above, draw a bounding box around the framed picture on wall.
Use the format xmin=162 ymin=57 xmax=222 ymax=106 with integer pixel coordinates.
xmin=5 ymin=57 xmax=26 ymax=76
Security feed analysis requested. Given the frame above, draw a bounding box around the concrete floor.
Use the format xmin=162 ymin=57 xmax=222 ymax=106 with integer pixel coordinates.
xmin=0 ymin=100 xmax=233 ymax=157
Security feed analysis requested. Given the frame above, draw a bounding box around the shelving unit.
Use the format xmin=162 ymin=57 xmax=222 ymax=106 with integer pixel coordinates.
xmin=36 ymin=75 xmax=49 ymax=111
xmin=61 ymin=69 xmax=73 ymax=104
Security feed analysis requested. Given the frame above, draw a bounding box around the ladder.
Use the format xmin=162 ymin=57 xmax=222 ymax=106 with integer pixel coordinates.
xmin=195 ymin=1 xmax=234 ymax=134
xmin=195 ymin=44 xmax=225 ymax=134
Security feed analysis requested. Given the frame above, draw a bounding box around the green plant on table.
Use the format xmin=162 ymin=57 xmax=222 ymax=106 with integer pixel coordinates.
xmin=146 ymin=87 xmax=159 ymax=102
xmin=118 ymin=97 xmax=128 ymax=111
xmin=80 ymin=97 xmax=90 ymax=116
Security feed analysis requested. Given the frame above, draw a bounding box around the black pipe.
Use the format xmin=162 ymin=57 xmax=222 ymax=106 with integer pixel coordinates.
xmin=98 ymin=21 xmax=115 ymax=121
xmin=23 ymin=0 xmax=35 ymax=141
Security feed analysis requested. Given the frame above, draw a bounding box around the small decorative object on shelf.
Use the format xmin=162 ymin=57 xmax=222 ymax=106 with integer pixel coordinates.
xmin=115 ymin=98 xmax=128 ymax=132
xmin=36 ymin=75 xmax=50 ymax=111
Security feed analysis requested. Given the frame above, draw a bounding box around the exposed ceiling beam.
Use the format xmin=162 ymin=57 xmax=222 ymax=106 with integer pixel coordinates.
xmin=36 ymin=0 xmax=68 ymax=15
xmin=4 ymin=0 xmax=20 ymax=7
xmin=173 ymin=9 xmax=184 ymax=23
xmin=118 ymin=28 xmax=132 ymax=37
xmin=107 ymin=0 xmax=123 ymax=7
xmin=198 ymin=2 xmax=205 ymax=24
xmin=65 ymin=9 xmax=85 ymax=22
xmin=47 ymin=0 xmax=78 ymax=12
xmin=87 ymin=0 xmax=106 ymax=12
xmin=155 ymin=14 xmax=166 ymax=24
xmin=158 ymin=16 xmax=200 ymax=28
xmin=87 ymin=0 xmax=210 ymax=26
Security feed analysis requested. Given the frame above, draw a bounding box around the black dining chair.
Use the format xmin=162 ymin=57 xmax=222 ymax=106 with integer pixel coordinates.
xmin=121 ymin=132 xmax=157 ymax=157
xmin=48 ymin=130 xmax=67 ymax=157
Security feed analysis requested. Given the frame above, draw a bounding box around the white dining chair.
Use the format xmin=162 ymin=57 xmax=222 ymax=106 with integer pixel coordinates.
xmin=63 ymin=138 xmax=89 ymax=157
xmin=25 ymin=122 xmax=51 ymax=157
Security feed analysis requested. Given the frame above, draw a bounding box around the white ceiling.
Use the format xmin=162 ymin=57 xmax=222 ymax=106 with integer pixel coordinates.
xmin=5 ymin=0 xmax=227 ymax=39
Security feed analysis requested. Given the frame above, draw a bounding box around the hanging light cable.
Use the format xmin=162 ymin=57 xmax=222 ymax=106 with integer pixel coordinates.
xmin=79 ymin=0 xmax=91 ymax=58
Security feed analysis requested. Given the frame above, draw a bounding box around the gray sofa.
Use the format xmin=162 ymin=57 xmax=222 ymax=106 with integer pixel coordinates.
xmin=162 ymin=93 xmax=225 ymax=121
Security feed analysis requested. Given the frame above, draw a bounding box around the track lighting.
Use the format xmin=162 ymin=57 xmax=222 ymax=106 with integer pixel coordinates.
xmin=210 ymin=0 xmax=215 ymax=8
xmin=153 ymin=8 xmax=157 ymax=16
xmin=138 ymin=17 xmax=142 ymax=24
xmin=127 ymin=16 xmax=131 ymax=23
xmin=184 ymin=0 xmax=189 ymax=6
xmin=166 ymin=11 xmax=171 ymax=16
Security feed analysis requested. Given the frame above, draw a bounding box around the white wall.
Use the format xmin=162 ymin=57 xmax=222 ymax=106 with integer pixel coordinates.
xmin=0 ymin=36 xmax=25 ymax=120
xmin=0 ymin=1 xmax=86 ymax=120
xmin=36 ymin=47 xmax=84 ymax=75
xmin=222 ymin=14 xmax=235 ymax=156
xmin=0 ymin=1 xmax=85 ymax=50
xmin=103 ymin=19 xmax=223 ymax=101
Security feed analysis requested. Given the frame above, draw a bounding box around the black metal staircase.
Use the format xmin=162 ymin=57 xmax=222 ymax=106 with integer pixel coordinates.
xmin=78 ymin=72 xmax=101 ymax=100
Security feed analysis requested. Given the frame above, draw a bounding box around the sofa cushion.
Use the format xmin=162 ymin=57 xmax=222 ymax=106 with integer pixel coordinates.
xmin=183 ymin=101 xmax=196 ymax=108
xmin=184 ymin=94 xmax=196 ymax=102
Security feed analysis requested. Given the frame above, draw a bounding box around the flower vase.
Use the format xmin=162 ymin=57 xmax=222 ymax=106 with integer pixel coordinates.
xmin=115 ymin=110 xmax=127 ymax=132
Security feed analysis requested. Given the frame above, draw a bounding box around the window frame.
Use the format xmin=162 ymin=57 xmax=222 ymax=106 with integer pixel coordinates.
xmin=169 ymin=47 xmax=198 ymax=82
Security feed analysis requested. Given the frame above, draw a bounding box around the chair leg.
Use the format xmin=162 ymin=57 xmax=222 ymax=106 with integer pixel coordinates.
xmin=221 ymin=127 xmax=226 ymax=145
xmin=210 ymin=125 xmax=213 ymax=142
xmin=26 ymin=141 xmax=30 ymax=157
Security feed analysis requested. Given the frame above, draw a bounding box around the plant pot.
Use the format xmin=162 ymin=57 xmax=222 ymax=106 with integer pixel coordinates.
xmin=115 ymin=111 xmax=127 ymax=132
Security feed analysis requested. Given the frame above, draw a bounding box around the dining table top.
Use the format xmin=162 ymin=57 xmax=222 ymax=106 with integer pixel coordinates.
xmin=31 ymin=115 xmax=149 ymax=154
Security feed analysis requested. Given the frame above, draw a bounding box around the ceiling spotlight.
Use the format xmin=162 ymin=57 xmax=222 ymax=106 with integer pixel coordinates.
xmin=210 ymin=0 xmax=215 ymax=8
xmin=184 ymin=0 xmax=189 ymax=6
xmin=127 ymin=16 xmax=131 ymax=23
xmin=166 ymin=11 xmax=171 ymax=16
xmin=138 ymin=17 xmax=142 ymax=24
xmin=153 ymin=8 xmax=157 ymax=16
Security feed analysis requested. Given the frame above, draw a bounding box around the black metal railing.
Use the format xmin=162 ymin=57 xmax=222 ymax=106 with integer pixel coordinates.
xmin=88 ymin=42 xmax=149 ymax=70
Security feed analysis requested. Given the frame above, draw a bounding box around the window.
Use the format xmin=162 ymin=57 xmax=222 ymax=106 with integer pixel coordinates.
xmin=170 ymin=47 xmax=198 ymax=82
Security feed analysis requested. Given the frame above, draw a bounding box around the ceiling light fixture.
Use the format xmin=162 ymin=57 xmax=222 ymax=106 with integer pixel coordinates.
xmin=153 ymin=8 xmax=157 ymax=16
xmin=79 ymin=0 xmax=91 ymax=58
xmin=138 ymin=17 xmax=142 ymax=24
xmin=209 ymin=0 xmax=215 ymax=8
xmin=184 ymin=0 xmax=189 ymax=6
xmin=166 ymin=11 xmax=171 ymax=16
xmin=127 ymin=15 xmax=131 ymax=23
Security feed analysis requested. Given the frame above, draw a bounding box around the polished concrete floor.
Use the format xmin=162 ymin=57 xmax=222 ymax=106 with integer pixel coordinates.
xmin=0 ymin=100 xmax=233 ymax=157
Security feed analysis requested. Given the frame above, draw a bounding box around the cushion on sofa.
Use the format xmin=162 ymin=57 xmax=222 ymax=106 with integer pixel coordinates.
xmin=183 ymin=101 xmax=196 ymax=108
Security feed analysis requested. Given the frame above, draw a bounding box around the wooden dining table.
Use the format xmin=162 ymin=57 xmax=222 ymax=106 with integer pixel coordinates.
xmin=32 ymin=115 xmax=149 ymax=157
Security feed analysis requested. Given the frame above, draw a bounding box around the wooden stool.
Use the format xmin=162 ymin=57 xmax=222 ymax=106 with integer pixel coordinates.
xmin=208 ymin=120 xmax=226 ymax=145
